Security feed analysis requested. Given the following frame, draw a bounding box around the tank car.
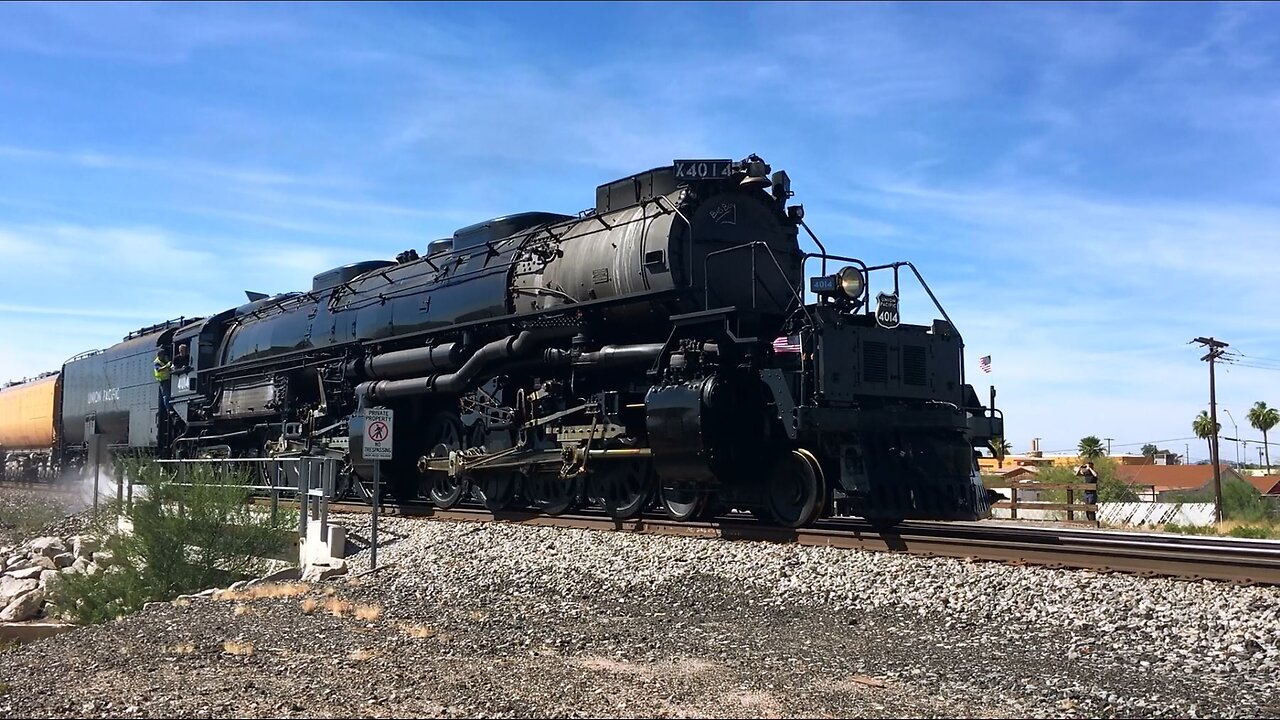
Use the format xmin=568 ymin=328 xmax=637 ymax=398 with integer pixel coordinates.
xmin=156 ymin=153 xmax=1003 ymax=527
xmin=0 ymin=373 xmax=61 ymax=482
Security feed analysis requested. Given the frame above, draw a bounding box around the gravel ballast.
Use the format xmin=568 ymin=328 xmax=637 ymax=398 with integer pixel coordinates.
xmin=0 ymin=512 xmax=1277 ymax=718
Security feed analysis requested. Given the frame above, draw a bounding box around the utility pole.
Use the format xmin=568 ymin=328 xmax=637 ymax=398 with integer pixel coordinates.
xmin=1104 ymin=437 xmax=1113 ymax=455
xmin=1193 ymin=337 xmax=1228 ymax=524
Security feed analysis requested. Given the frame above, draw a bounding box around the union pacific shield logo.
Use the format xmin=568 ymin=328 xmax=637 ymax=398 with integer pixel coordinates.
xmin=875 ymin=292 xmax=900 ymax=329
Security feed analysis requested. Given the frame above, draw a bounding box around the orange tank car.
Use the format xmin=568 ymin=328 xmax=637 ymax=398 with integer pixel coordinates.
xmin=0 ymin=373 xmax=60 ymax=450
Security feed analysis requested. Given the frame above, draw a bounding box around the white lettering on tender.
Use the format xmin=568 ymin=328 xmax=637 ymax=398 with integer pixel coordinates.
xmin=87 ymin=387 xmax=120 ymax=405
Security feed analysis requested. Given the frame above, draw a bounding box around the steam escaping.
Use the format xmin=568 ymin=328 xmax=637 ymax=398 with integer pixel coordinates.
xmin=55 ymin=463 xmax=146 ymax=516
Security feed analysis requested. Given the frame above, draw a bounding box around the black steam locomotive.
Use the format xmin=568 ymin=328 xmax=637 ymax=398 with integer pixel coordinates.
xmin=27 ymin=154 xmax=1003 ymax=527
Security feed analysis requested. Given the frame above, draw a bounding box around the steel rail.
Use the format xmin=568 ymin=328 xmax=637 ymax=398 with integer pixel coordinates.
xmin=270 ymin=500 xmax=1280 ymax=586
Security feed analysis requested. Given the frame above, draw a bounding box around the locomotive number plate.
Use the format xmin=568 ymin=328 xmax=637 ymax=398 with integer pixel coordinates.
xmin=673 ymin=159 xmax=733 ymax=180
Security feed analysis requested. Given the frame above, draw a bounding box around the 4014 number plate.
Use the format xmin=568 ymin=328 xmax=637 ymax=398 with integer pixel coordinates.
xmin=673 ymin=159 xmax=733 ymax=180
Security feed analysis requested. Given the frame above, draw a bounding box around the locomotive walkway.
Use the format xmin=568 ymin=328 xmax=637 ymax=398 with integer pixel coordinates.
xmin=276 ymin=500 xmax=1280 ymax=586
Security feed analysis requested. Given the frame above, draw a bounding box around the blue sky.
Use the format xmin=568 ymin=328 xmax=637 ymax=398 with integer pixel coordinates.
xmin=1 ymin=1 xmax=1277 ymax=461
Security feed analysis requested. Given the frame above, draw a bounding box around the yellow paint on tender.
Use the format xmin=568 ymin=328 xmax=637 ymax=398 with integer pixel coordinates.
xmin=0 ymin=374 xmax=58 ymax=449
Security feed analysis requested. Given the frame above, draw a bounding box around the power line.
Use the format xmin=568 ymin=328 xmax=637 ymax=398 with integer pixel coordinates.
xmin=1229 ymin=350 xmax=1280 ymax=364
xmin=1221 ymin=350 xmax=1280 ymax=371
xmin=1040 ymin=436 xmax=1201 ymax=455
xmin=1222 ymin=360 xmax=1280 ymax=373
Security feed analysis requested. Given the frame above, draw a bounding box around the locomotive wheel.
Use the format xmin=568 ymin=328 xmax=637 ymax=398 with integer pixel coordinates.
xmin=423 ymin=412 xmax=468 ymax=509
xmin=588 ymin=461 xmax=653 ymax=520
xmin=525 ymin=473 xmax=578 ymax=515
xmin=473 ymin=472 xmax=519 ymax=512
xmin=659 ymin=485 xmax=707 ymax=522
xmin=760 ymin=449 xmax=825 ymax=528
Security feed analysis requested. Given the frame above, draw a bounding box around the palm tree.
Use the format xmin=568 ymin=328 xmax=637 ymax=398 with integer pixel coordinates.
xmin=1247 ymin=401 xmax=1279 ymax=474
xmin=1192 ymin=411 xmax=1220 ymax=463
xmin=990 ymin=437 xmax=1012 ymax=468
xmin=1078 ymin=436 xmax=1105 ymax=460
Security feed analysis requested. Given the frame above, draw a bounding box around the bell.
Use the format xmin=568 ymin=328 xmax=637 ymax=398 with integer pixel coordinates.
xmin=739 ymin=174 xmax=772 ymax=190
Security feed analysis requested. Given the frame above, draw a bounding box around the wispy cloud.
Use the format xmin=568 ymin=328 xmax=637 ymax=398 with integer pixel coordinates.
xmin=0 ymin=3 xmax=302 ymax=63
xmin=0 ymin=144 xmax=350 ymax=189
xmin=0 ymin=303 xmax=163 ymax=321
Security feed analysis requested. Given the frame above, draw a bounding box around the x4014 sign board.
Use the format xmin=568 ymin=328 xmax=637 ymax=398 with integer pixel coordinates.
xmin=362 ymin=407 xmax=393 ymax=460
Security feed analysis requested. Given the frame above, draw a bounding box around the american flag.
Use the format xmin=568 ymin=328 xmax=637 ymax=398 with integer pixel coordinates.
xmin=772 ymin=335 xmax=801 ymax=354
xmin=979 ymin=355 xmax=992 ymax=374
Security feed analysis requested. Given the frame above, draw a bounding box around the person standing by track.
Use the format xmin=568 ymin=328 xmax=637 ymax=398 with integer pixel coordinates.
xmin=1075 ymin=461 xmax=1100 ymax=523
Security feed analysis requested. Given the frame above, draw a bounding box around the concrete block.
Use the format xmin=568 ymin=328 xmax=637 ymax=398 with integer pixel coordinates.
xmin=0 ymin=621 xmax=76 ymax=645
xmin=326 ymin=525 xmax=346 ymax=560
xmin=299 ymin=521 xmax=347 ymax=566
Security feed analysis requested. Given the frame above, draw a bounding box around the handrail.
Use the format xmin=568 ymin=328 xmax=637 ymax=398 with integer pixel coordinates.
xmin=797 ymin=219 xmax=829 ymax=276
xmin=860 ymin=261 xmax=956 ymax=333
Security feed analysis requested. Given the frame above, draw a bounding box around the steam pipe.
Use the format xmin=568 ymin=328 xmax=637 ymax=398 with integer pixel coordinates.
xmin=570 ymin=343 xmax=667 ymax=368
xmin=347 ymin=342 xmax=465 ymax=380
xmin=358 ymin=329 xmax=567 ymax=401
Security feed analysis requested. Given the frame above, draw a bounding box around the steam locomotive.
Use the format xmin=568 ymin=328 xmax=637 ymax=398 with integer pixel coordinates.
xmin=0 ymin=154 xmax=1004 ymax=527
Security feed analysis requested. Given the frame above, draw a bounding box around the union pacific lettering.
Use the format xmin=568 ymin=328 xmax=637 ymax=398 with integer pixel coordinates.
xmin=87 ymin=388 xmax=120 ymax=405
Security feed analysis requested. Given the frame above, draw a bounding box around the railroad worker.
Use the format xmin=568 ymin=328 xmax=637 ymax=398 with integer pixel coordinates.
xmin=1075 ymin=461 xmax=1100 ymax=522
xmin=173 ymin=342 xmax=191 ymax=373
xmin=154 ymin=347 xmax=174 ymax=410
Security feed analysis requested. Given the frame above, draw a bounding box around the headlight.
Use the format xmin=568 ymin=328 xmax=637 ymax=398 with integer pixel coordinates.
xmin=837 ymin=266 xmax=864 ymax=299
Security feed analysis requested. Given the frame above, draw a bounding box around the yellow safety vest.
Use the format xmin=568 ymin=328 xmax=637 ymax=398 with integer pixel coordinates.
xmin=154 ymin=356 xmax=172 ymax=382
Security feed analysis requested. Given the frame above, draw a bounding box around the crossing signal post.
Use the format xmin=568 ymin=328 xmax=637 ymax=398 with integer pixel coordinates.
xmin=1193 ymin=337 xmax=1228 ymax=524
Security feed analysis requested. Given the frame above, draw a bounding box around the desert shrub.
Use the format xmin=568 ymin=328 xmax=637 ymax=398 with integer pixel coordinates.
xmin=50 ymin=457 xmax=291 ymax=624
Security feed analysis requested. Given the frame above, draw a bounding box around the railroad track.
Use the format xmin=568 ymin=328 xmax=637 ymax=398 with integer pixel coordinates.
xmin=270 ymin=498 xmax=1280 ymax=586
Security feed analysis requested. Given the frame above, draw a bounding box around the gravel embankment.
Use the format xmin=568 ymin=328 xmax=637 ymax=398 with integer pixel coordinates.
xmin=1 ymin=512 xmax=1278 ymax=718
xmin=0 ymin=485 xmax=105 ymax=549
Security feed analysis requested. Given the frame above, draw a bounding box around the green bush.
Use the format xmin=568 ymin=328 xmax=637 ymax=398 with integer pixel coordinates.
xmin=1165 ymin=476 xmax=1268 ymax=523
xmin=1227 ymin=524 xmax=1274 ymax=539
xmin=50 ymin=457 xmax=292 ymax=624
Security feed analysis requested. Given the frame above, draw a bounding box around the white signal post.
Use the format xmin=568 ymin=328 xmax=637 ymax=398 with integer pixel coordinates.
xmin=362 ymin=407 xmax=393 ymax=569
